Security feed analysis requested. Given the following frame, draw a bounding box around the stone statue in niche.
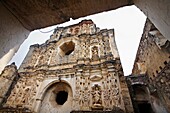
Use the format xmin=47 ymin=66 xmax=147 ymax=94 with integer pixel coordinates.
xmin=91 ymin=84 xmax=103 ymax=109
xmin=91 ymin=46 xmax=99 ymax=60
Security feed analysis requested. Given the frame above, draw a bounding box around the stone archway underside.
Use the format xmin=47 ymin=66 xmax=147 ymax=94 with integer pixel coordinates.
xmin=2 ymin=0 xmax=133 ymax=30
xmin=2 ymin=0 xmax=170 ymax=41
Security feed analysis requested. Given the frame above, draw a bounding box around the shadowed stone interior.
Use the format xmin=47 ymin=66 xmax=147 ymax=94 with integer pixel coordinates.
xmin=56 ymin=91 xmax=68 ymax=105
xmin=59 ymin=41 xmax=75 ymax=56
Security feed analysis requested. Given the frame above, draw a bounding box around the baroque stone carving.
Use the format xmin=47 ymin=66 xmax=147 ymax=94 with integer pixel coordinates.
xmin=89 ymin=74 xmax=102 ymax=81
xmin=91 ymin=46 xmax=99 ymax=60
xmin=2 ymin=20 xmax=133 ymax=113
xmin=91 ymin=84 xmax=102 ymax=109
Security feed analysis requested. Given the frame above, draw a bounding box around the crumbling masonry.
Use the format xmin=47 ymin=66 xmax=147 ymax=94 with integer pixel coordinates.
xmin=0 ymin=20 xmax=133 ymax=113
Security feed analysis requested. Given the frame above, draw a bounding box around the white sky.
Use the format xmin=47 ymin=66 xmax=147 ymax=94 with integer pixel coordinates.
xmin=9 ymin=5 xmax=146 ymax=76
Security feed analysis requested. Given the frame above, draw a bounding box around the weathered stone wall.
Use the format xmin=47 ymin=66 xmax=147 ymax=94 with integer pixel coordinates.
xmin=0 ymin=1 xmax=30 ymax=73
xmin=150 ymin=61 xmax=170 ymax=112
xmin=4 ymin=20 xmax=133 ymax=113
xmin=132 ymin=19 xmax=170 ymax=79
xmin=6 ymin=60 xmax=132 ymax=113
xmin=132 ymin=19 xmax=170 ymax=113
xmin=19 ymin=20 xmax=119 ymax=72
xmin=0 ymin=63 xmax=18 ymax=107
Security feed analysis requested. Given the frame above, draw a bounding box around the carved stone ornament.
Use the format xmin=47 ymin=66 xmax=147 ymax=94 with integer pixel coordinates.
xmin=90 ymin=74 xmax=103 ymax=81
xmin=1 ymin=20 xmax=134 ymax=113
xmin=91 ymin=84 xmax=103 ymax=110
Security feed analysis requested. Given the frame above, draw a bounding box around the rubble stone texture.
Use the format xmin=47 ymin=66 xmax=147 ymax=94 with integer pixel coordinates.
xmin=131 ymin=19 xmax=170 ymax=113
xmin=132 ymin=19 xmax=170 ymax=77
xmin=1 ymin=20 xmax=133 ymax=113
xmin=0 ymin=63 xmax=18 ymax=106
xmin=152 ymin=61 xmax=170 ymax=112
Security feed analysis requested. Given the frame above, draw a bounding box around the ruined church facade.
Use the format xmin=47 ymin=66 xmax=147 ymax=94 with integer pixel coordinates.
xmin=0 ymin=20 xmax=133 ymax=113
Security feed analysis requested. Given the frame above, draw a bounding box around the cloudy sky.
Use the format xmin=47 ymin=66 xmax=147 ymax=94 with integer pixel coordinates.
xmin=9 ymin=5 xmax=146 ymax=76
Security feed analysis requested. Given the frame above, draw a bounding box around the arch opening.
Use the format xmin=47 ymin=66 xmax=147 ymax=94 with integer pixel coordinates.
xmin=59 ymin=41 xmax=75 ymax=56
xmin=39 ymin=81 xmax=73 ymax=113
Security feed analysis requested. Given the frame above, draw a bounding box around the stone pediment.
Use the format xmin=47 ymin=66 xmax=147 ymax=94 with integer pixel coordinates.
xmin=90 ymin=74 xmax=102 ymax=81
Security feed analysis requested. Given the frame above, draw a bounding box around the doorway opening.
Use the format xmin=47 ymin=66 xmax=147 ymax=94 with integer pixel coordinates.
xmin=138 ymin=102 xmax=154 ymax=113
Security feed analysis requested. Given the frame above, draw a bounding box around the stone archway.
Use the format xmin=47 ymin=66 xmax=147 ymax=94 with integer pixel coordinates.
xmin=132 ymin=84 xmax=154 ymax=113
xmin=39 ymin=81 xmax=73 ymax=113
